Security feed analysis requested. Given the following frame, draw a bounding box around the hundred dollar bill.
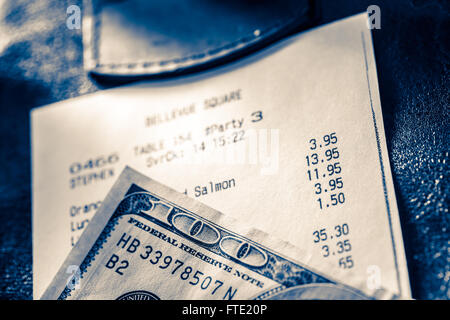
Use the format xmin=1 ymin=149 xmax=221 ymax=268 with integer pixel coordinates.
xmin=42 ymin=167 xmax=395 ymax=300
xmin=32 ymin=13 xmax=411 ymax=298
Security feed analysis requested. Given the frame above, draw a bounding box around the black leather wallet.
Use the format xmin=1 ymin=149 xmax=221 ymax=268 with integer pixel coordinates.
xmin=82 ymin=0 xmax=318 ymax=79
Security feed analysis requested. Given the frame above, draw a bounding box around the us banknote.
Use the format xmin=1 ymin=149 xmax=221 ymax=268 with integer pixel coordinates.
xmin=41 ymin=167 xmax=399 ymax=300
xmin=32 ymin=13 xmax=411 ymax=298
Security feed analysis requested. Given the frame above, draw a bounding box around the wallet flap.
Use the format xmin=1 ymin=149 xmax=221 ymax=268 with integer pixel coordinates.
xmin=83 ymin=0 xmax=317 ymax=78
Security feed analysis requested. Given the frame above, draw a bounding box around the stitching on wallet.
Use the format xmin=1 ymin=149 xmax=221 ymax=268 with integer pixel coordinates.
xmin=90 ymin=5 xmax=309 ymax=72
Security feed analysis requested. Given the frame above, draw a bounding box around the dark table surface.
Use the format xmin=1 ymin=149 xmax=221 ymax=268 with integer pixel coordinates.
xmin=0 ymin=0 xmax=448 ymax=299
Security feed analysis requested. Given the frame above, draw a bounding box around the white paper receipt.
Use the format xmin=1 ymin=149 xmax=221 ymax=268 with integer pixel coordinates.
xmin=32 ymin=13 xmax=411 ymax=298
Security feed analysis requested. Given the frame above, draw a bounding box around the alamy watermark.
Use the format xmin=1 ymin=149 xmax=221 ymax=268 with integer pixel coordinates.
xmin=148 ymin=128 xmax=280 ymax=176
xmin=66 ymin=264 xmax=81 ymax=290
xmin=66 ymin=5 xmax=81 ymax=30
xmin=367 ymin=5 xmax=381 ymax=29
xmin=366 ymin=265 xmax=382 ymax=290
xmin=66 ymin=4 xmax=381 ymax=31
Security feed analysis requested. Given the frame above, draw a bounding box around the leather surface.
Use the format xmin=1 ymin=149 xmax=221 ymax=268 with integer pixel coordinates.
xmin=85 ymin=0 xmax=316 ymax=77
xmin=0 ymin=0 xmax=448 ymax=299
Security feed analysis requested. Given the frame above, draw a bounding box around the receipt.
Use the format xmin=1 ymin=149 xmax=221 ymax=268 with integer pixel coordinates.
xmin=32 ymin=13 xmax=410 ymax=298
